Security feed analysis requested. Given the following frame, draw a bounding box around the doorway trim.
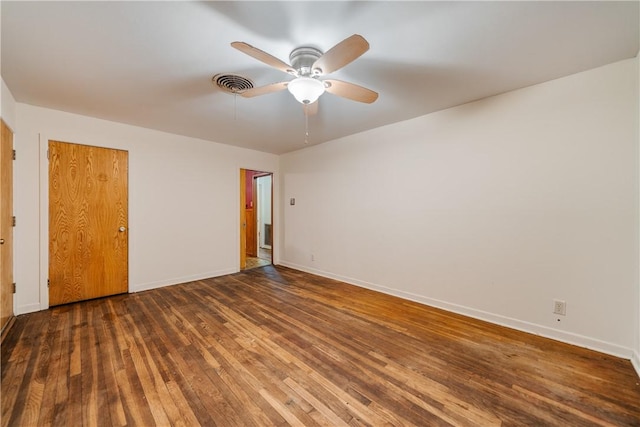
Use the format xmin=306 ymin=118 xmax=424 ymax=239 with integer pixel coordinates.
xmin=38 ymin=133 xmax=131 ymax=311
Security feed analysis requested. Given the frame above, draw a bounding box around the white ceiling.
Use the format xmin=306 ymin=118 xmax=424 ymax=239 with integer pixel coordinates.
xmin=1 ymin=1 xmax=638 ymax=154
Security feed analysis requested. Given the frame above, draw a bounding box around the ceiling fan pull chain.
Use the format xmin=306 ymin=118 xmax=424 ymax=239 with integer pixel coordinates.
xmin=304 ymin=107 xmax=309 ymax=144
xmin=234 ymin=93 xmax=237 ymax=121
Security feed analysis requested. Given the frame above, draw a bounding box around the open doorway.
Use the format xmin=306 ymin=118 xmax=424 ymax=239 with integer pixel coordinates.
xmin=240 ymin=169 xmax=273 ymax=270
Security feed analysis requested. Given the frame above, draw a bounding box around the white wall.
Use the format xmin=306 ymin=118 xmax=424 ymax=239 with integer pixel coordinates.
xmin=14 ymin=104 xmax=279 ymax=314
xmin=280 ymin=57 xmax=639 ymax=359
xmin=635 ymin=52 xmax=640 ymax=375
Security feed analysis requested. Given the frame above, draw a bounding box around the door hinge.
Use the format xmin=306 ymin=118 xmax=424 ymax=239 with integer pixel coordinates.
xmin=47 ymin=279 xmax=50 ymax=288
xmin=12 ymin=216 xmax=16 ymax=227
xmin=47 ymin=149 xmax=49 ymax=160
xmin=12 ymin=150 xmax=16 ymax=160
xmin=12 ymin=283 xmax=16 ymax=294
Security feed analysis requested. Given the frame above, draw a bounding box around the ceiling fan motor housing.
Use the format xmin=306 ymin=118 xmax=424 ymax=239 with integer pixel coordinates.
xmin=289 ymin=46 xmax=323 ymax=76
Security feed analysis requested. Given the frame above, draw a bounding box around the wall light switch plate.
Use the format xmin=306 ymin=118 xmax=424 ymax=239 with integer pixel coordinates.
xmin=290 ymin=198 xmax=295 ymax=205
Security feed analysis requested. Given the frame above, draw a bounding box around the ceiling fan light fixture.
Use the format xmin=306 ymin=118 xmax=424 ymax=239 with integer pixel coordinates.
xmin=287 ymin=77 xmax=325 ymax=104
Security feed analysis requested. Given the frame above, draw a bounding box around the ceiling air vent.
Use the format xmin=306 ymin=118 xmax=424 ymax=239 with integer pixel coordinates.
xmin=212 ymin=73 xmax=254 ymax=94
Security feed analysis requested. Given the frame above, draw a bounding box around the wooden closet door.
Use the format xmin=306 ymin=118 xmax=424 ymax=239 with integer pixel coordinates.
xmin=49 ymin=141 xmax=128 ymax=306
xmin=0 ymin=120 xmax=14 ymax=331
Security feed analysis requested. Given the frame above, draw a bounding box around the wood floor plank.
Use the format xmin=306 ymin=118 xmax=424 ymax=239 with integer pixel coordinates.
xmin=81 ymin=302 xmax=104 ymax=427
xmin=1 ymin=312 xmax=46 ymax=427
xmin=96 ymin=300 xmax=129 ymax=426
xmin=13 ymin=308 xmax=62 ymax=427
xmin=2 ymin=265 xmax=639 ymax=426
xmin=132 ymin=294 xmax=215 ymax=426
xmin=233 ymin=281 xmax=480 ymax=425
xmin=52 ymin=306 xmax=74 ymax=427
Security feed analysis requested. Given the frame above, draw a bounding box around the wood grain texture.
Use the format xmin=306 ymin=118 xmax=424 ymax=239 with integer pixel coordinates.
xmin=245 ymin=208 xmax=257 ymax=257
xmin=49 ymin=141 xmax=128 ymax=306
xmin=240 ymin=169 xmax=247 ymax=270
xmin=2 ymin=265 xmax=639 ymax=426
xmin=0 ymin=120 xmax=13 ymax=333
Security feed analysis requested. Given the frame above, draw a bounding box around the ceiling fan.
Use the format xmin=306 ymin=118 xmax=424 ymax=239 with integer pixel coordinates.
xmin=231 ymin=34 xmax=378 ymax=113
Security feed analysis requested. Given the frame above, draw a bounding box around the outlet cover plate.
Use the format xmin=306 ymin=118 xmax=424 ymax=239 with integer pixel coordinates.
xmin=553 ymin=300 xmax=566 ymax=316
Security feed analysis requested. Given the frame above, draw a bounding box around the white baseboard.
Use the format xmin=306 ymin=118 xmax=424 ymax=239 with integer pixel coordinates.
xmin=279 ymin=261 xmax=633 ymax=361
xmin=631 ymin=350 xmax=640 ymax=379
xmin=15 ymin=269 xmax=239 ymax=314
xmin=131 ymin=268 xmax=238 ymax=293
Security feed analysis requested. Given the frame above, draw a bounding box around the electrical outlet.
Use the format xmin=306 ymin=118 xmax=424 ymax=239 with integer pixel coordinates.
xmin=311 ymin=254 xmax=315 ymax=261
xmin=553 ymin=300 xmax=566 ymax=316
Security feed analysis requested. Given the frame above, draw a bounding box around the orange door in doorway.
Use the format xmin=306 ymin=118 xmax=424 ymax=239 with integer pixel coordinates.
xmin=245 ymin=208 xmax=257 ymax=257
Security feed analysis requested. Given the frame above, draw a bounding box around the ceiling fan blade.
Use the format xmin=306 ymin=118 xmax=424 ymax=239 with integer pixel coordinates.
xmin=231 ymin=41 xmax=296 ymax=75
xmin=324 ymin=79 xmax=378 ymax=104
xmin=312 ymin=34 xmax=369 ymax=75
xmin=240 ymin=81 xmax=289 ymax=98
xmin=303 ymin=101 xmax=318 ymax=116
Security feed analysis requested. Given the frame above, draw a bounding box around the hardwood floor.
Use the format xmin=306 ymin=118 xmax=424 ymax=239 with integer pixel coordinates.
xmin=245 ymin=248 xmax=272 ymax=270
xmin=2 ymin=265 xmax=639 ymax=426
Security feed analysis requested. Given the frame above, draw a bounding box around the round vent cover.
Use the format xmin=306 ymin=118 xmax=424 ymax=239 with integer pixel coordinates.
xmin=212 ymin=73 xmax=254 ymax=94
